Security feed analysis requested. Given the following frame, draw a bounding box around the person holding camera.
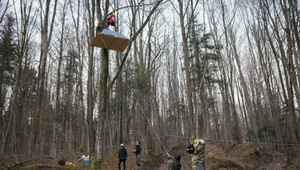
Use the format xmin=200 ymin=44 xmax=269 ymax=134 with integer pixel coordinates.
xmin=191 ymin=139 xmax=206 ymax=170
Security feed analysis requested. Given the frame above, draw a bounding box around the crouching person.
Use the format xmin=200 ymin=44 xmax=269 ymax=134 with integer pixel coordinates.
xmin=167 ymin=153 xmax=181 ymax=170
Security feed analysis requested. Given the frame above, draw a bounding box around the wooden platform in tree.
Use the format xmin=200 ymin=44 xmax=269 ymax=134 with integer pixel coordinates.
xmin=90 ymin=29 xmax=130 ymax=52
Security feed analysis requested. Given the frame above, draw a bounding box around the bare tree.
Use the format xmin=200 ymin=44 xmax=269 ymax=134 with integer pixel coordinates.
xmin=176 ymin=0 xmax=195 ymax=138
xmin=93 ymin=0 xmax=165 ymax=167
xmin=84 ymin=0 xmax=96 ymax=164
xmin=31 ymin=0 xmax=58 ymax=154
xmin=0 ymin=0 xmax=10 ymax=24
xmin=69 ymin=0 xmax=86 ymax=153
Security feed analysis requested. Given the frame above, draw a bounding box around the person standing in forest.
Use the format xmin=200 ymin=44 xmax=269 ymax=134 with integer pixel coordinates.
xmin=133 ymin=141 xmax=142 ymax=167
xmin=118 ymin=143 xmax=128 ymax=170
xmin=191 ymin=139 xmax=205 ymax=170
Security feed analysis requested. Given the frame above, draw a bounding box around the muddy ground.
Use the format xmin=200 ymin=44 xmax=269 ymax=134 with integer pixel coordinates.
xmin=1 ymin=142 xmax=300 ymax=170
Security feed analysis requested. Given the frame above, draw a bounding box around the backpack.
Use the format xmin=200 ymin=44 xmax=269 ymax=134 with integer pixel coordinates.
xmin=58 ymin=158 xmax=66 ymax=166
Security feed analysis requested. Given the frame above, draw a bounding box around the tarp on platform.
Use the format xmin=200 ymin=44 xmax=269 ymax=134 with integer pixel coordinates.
xmin=90 ymin=29 xmax=130 ymax=52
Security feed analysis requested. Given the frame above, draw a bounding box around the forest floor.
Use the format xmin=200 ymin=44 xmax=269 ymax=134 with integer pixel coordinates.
xmin=1 ymin=141 xmax=300 ymax=170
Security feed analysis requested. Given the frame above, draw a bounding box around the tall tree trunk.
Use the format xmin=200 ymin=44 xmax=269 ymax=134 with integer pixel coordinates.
xmin=252 ymin=24 xmax=282 ymax=144
xmin=281 ymin=0 xmax=299 ymax=142
xmin=68 ymin=0 xmax=85 ymax=151
xmin=86 ymin=0 xmax=96 ymax=164
xmin=94 ymin=0 xmax=109 ymax=165
xmin=55 ymin=0 xmax=68 ymax=153
xmin=31 ymin=0 xmax=58 ymax=155
xmin=219 ymin=0 xmax=244 ymax=142
xmin=177 ymin=0 xmax=195 ymax=137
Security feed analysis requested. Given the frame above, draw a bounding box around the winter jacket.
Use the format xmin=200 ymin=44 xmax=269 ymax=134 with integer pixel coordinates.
xmin=187 ymin=144 xmax=195 ymax=154
xmin=134 ymin=144 xmax=141 ymax=155
xmin=192 ymin=144 xmax=205 ymax=163
xmin=118 ymin=148 xmax=128 ymax=161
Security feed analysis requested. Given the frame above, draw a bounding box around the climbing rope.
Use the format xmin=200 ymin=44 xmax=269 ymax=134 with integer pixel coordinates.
xmin=98 ymin=28 xmax=109 ymax=50
xmin=124 ymin=80 xmax=169 ymax=154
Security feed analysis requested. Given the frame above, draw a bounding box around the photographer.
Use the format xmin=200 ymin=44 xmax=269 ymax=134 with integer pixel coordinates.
xmin=191 ymin=139 xmax=205 ymax=170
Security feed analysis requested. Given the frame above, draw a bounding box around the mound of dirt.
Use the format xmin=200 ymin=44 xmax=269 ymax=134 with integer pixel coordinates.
xmin=132 ymin=142 xmax=299 ymax=170
xmin=205 ymin=143 xmax=244 ymax=169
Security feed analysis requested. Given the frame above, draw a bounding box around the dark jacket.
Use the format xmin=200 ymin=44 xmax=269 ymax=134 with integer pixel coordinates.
xmin=168 ymin=155 xmax=181 ymax=170
xmin=187 ymin=144 xmax=195 ymax=154
xmin=118 ymin=148 xmax=128 ymax=161
xmin=134 ymin=144 xmax=141 ymax=155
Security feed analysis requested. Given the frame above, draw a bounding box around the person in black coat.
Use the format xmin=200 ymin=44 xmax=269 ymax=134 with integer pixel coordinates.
xmin=134 ymin=141 xmax=142 ymax=167
xmin=118 ymin=144 xmax=128 ymax=170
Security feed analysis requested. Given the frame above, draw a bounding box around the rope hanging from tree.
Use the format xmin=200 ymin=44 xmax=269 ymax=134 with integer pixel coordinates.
xmin=124 ymin=81 xmax=169 ymax=154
